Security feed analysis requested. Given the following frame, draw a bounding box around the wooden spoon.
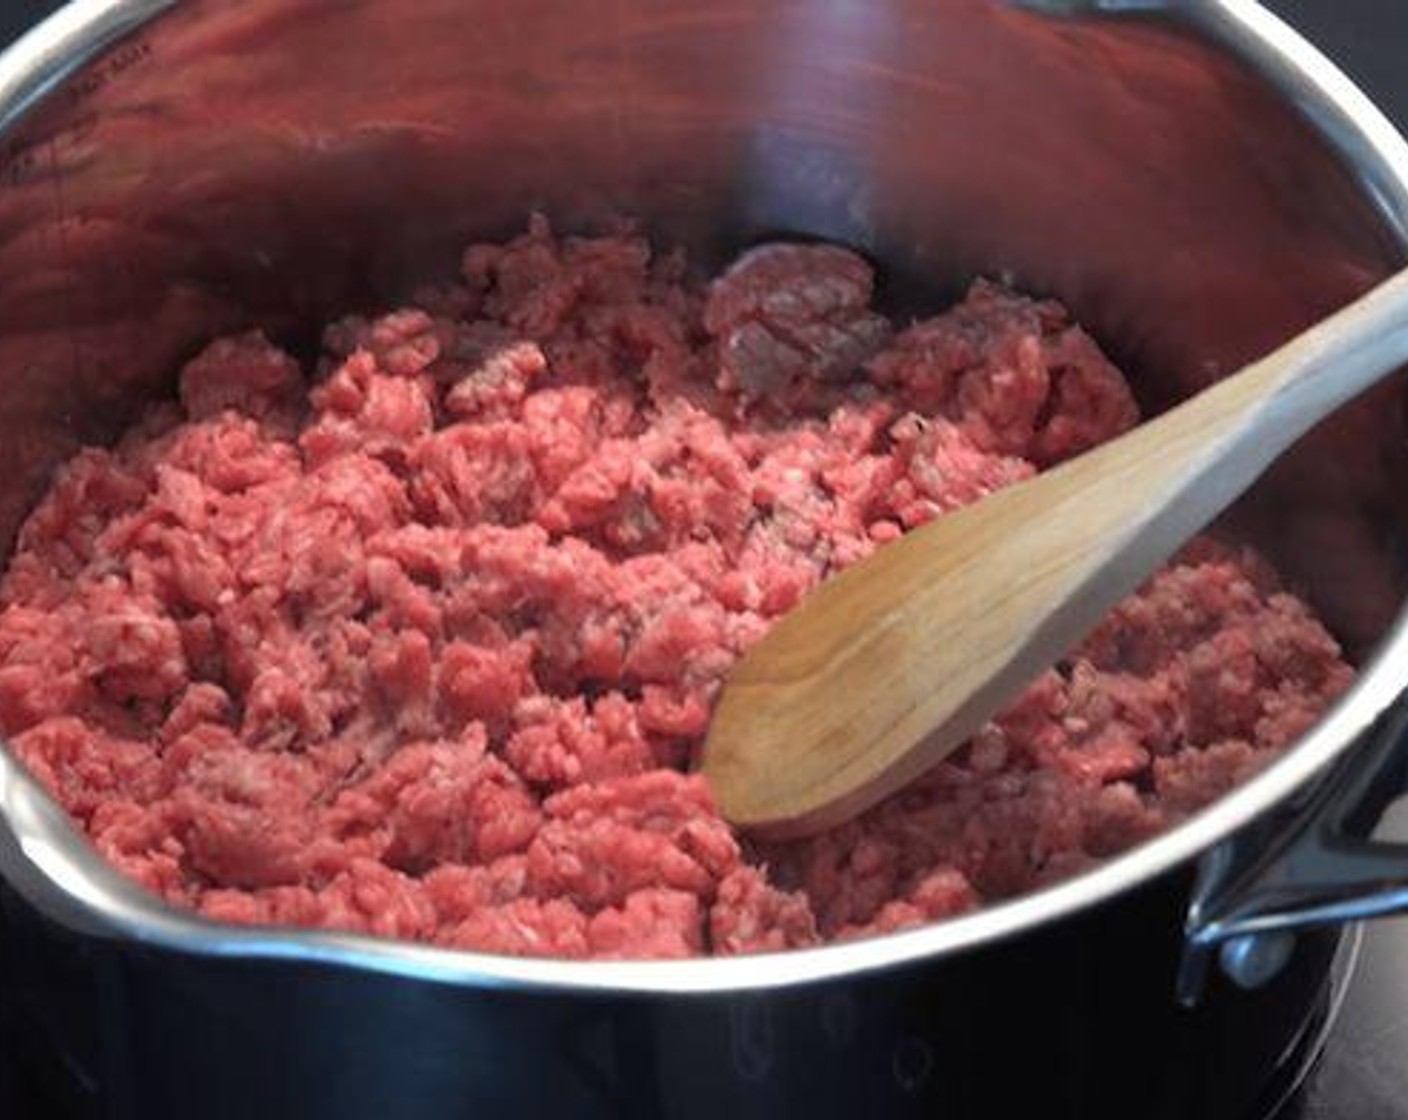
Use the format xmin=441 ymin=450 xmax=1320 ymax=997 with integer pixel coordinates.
xmin=700 ymin=266 xmax=1408 ymax=839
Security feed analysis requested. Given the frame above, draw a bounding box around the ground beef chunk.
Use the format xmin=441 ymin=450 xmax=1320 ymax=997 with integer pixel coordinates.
xmin=867 ymin=278 xmax=1139 ymax=465
xmin=0 ymin=219 xmax=1352 ymax=958
xmin=704 ymin=243 xmax=892 ymax=403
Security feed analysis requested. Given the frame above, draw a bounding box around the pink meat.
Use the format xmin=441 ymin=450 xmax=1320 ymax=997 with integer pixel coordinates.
xmin=704 ymin=243 xmax=892 ymax=401
xmin=0 ymin=219 xmax=1353 ymax=958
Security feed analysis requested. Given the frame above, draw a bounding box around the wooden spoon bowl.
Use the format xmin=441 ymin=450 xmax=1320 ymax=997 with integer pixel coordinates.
xmin=701 ymin=267 xmax=1408 ymax=839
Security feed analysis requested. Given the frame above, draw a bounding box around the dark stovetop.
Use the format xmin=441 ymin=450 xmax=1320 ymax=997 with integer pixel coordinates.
xmin=1288 ymin=919 xmax=1408 ymax=1120
xmin=0 ymin=2 xmax=1407 ymax=1119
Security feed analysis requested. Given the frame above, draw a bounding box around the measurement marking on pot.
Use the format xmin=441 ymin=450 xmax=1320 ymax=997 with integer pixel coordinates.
xmin=1 ymin=39 xmax=155 ymax=188
xmin=64 ymin=39 xmax=153 ymax=105
xmin=2 ymin=112 xmax=99 ymax=190
xmin=0 ymin=142 xmax=36 ymax=188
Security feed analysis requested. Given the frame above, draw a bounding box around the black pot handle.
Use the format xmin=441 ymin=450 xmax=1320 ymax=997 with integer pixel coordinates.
xmin=1179 ymin=696 xmax=1408 ymax=1005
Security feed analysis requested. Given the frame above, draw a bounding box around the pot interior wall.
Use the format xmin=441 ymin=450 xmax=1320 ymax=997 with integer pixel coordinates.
xmin=0 ymin=0 xmax=1404 ymax=651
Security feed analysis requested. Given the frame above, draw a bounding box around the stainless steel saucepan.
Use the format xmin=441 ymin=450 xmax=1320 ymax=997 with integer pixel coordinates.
xmin=2 ymin=2 xmax=1408 ymax=1117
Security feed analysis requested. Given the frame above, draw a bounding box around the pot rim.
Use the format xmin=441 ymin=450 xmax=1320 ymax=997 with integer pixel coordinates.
xmin=1 ymin=0 xmax=1406 ymax=997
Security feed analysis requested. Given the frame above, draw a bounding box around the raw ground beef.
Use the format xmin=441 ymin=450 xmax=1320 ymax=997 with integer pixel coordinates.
xmin=0 ymin=218 xmax=1352 ymax=958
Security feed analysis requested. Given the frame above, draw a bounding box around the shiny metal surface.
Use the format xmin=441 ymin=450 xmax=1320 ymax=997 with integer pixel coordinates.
xmin=0 ymin=0 xmax=1407 ymax=1004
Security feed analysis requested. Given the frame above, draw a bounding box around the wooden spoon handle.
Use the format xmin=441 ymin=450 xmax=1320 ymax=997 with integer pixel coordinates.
xmin=1133 ymin=265 xmax=1408 ymax=494
xmin=702 ymin=265 xmax=1408 ymax=838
